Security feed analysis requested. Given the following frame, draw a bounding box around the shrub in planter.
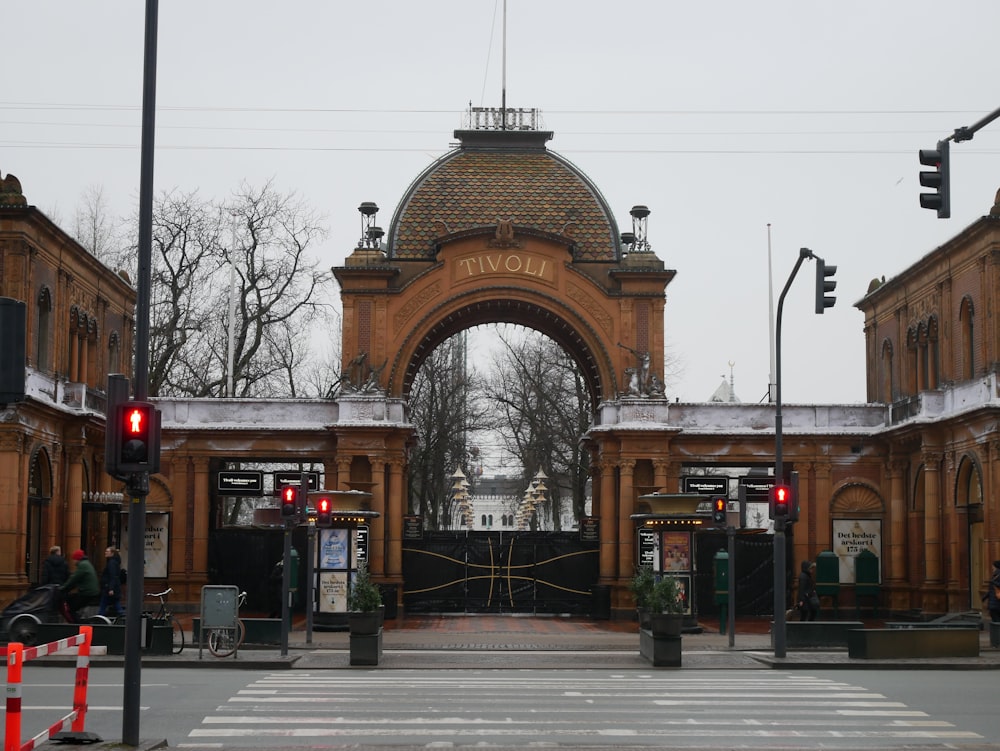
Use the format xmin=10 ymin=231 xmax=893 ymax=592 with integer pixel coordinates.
xmin=649 ymin=575 xmax=684 ymax=614
xmin=648 ymin=575 xmax=685 ymax=637
xmin=629 ymin=567 xmax=655 ymax=628
xmin=347 ymin=562 xmax=383 ymax=635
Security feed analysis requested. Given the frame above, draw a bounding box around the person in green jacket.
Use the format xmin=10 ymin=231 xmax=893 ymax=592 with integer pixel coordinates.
xmin=61 ymin=549 xmax=100 ymax=619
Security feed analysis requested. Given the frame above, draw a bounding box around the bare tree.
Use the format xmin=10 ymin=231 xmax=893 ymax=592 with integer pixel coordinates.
xmin=73 ymin=184 xmax=121 ymax=264
xmin=106 ymin=181 xmax=332 ymax=397
xmin=483 ymin=330 xmax=592 ymax=528
xmin=406 ymin=334 xmax=488 ymax=530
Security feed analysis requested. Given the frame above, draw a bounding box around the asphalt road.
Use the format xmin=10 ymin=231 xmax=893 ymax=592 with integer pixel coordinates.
xmin=17 ymin=665 xmax=1000 ymax=750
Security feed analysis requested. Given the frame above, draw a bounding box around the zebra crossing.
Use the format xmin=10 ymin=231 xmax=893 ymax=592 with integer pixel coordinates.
xmin=180 ymin=670 xmax=984 ymax=748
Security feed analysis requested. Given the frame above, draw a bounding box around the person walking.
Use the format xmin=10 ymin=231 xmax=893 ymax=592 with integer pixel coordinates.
xmin=982 ymin=560 xmax=1000 ymax=623
xmin=40 ymin=545 xmax=69 ymax=586
xmin=61 ymin=549 xmax=100 ymax=620
xmin=797 ymin=560 xmax=819 ymax=622
xmin=98 ymin=546 xmax=125 ymax=617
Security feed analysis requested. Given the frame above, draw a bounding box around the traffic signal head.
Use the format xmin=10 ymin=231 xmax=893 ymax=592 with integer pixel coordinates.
xmin=711 ymin=496 xmax=727 ymax=526
xmin=814 ymin=258 xmax=837 ymax=314
xmin=114 ymin=401 xmax=161 ymax=475
xmin=769 ymin=484 xmax=791 ymax=519
xmin=280 ymin=485 xmax=299 ymax=518
xmin=316 ymin=496 xmax=332 ymax=527
xmin=919 ymin=140 xmax=950 ymax=219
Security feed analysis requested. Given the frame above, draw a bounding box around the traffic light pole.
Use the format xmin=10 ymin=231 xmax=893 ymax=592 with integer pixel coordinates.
xmin=727 ymin=524 xmax=735 ymax=649
xmin=281 ymin=520 xmax=292 ymax=657
xmin=772 ymin=247 xmax=814 ymax=658
xmin=122 ymin=1 xmax=158 ymax=746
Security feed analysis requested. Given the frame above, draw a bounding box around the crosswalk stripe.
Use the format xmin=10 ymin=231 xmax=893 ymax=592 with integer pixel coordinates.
xmin=189 ymin=671 xmax=983 ymax=745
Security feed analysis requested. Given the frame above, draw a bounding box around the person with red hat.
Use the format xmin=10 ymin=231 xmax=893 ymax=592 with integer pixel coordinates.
xmin=60 ymin=549 xmax=100 ymax=620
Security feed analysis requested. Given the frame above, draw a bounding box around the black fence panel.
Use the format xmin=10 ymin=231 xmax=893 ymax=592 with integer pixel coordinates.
xmin=402 ymin=532 xmax=470 ymax=613
xmin=403 ymin=530 xmax=598 ymax=614
xmin=694 ymin=531 xmax=786 ymax=617
xmin=209 ymin=527 xmax=307 ymax=612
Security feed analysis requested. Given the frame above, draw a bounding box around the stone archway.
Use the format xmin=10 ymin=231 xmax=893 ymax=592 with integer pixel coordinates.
xmin=332 ymin=117 xmax=676 ymax=609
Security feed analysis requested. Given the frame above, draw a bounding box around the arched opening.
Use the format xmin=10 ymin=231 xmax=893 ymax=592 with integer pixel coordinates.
xmin=406 ymin=324 xmax=597 ymax=533
xmin=26 ymin=446 xmax=52 ymax=583
xmin=396 ymin=294 xmax=613 ymax=407
xmin=956 ymin=454 xmax=984 ymax=607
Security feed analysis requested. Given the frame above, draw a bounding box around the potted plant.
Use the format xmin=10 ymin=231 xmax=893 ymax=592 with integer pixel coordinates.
xmin=347 ymin=562 xmax=383 ymax=636
xmin=648 ymin=575 xmax=685 ymax=637
xmin=629 ymin=567 xmax=655 ymax=629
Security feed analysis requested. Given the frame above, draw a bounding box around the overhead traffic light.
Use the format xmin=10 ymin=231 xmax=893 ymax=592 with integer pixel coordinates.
xmin=919 ymin=140 xmax=950 ymax=219
xmin=280 ymin=485 xmax=299 ymax=519
xmin=113 ymin=401 xmax=161 ymax=475
xmin=711 ymin=496 xmax=727 ymax=526
xmin=316 ymin=496 xmax=332 ymax=527
xmin=769 ymin=483 xmax=792 ymax=519
xmin=814 ymin=258 xmax=837 ymax=314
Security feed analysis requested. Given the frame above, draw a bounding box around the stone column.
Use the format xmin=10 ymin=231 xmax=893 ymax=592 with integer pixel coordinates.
xmin=336 ymin=456 xmax=352 ymax=490
xmin=386 ymin=458 xmax=405 ymax=582
xmin=598 ymin=457 xmax=617 ymax=583
xmin=617 ymin=458 xmax=636 ymax=584
xmin=191 ymin=457 xmax=211 ymax=585
xmin=65 ymin=444 xmax=84 ymax=554
xmin=0 ymin=433 xmax=25 ymax=595
xmin=652 ymin=459 xmax=670 ymax=493
xmin=887 ymin=459 xmax=907 ymax=582
xmin=923 ymin=451 xmax=943 ymax=584
xmin=369 ymin=457 xmax=386 ymax=578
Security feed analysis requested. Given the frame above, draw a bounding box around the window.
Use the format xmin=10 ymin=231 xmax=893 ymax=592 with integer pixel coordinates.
xmin=36 ymin=286 xmax=52 ymax=371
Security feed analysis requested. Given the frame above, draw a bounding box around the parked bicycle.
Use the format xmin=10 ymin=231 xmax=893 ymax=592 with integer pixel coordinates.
xmin=207 ymin=590 xmax=247 ymax=657
xmin=144 ymin=587 xmax=185 ymax=654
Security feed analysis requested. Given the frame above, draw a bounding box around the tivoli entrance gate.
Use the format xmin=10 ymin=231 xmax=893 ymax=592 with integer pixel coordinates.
xmin=329 ymin=113 xmax=676 ymax=618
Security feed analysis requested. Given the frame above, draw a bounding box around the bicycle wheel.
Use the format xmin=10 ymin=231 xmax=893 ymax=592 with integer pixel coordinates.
xmin=208 ymin=620 xmax=245 ymax=658
xmin=169 ymin=615 xmax=185 ymax=654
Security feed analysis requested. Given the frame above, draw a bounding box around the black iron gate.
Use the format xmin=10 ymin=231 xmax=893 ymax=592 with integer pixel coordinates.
xmin=403 ymin=531 xmax=599 ymax=614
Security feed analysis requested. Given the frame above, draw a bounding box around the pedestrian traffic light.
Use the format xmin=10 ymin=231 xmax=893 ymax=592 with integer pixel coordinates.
xmin=711 ymin=495 xmax=727 ymax=526
xmin=280 ymin=485 xmax=299 ymax=518
xmin=316 ymin=496 xmax=332 ymax=527
xmin=919 ymin=140 xmax=950 ymax=219
xmin=769 ymin=483 xmax=791 ymax=519
xmin=814 ymin=258 xmax=837 ymax=314
xmin=114 ymin=401 xmax=161 ymax=475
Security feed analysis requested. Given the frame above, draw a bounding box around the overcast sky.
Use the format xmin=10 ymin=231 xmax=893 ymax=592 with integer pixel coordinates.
xmin=4 ymin=1 xmax=999 ymax=406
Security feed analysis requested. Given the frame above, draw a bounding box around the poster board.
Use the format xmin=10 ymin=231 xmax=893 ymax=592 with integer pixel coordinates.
xmin=832 ymin=519 xmax=882 ymax=583
xmin=120 ymin=511 xmax=170 ymax=579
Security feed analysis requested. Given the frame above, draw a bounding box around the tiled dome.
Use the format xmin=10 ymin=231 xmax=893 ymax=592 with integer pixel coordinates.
xmin=387 ymin=130 xmax=621 ymax=262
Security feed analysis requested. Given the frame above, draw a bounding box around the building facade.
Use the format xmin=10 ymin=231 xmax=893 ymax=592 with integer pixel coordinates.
xmin=0 ymin=172 xmax=135 ymax=599
xmin=2 ymin=132 xmax=999 ymax=620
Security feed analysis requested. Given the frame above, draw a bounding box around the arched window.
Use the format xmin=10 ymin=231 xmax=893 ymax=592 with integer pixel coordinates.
xmin=906 ymin=327 xmax=919 ymax=395
xmin=926 ymin=316 xmax=939 ymax=389
xmin=36 ymin=286 xmax=52 ymax=371
xmin=880 ymin=339 xmax=894 ymax=402
xmin=107 ymin=331 xmax=121 ymax=379
xmin=959 ymin=296 xmax=975 ymax=380
xmin=955 ymin=455 xmax=982 ymax=506
xmin=917 ymin=322 xmax=928 ymax=391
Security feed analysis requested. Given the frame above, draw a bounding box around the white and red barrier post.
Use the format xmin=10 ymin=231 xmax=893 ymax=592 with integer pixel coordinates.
xmin=4 ymin=624 xmax=94 ymax=751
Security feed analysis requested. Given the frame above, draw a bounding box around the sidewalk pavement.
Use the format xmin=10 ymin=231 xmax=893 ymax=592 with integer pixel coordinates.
xmin=28 ymin=614 xmax=1000 ymax=670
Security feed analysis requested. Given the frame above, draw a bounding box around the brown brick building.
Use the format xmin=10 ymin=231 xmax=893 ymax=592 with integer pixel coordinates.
xmin=2 ymin=128 xmax=999 ymax=620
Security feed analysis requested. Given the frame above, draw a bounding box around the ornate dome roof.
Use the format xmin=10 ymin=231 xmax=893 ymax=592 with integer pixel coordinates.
xmin=387 ymin=129 xmax=622 ymax=262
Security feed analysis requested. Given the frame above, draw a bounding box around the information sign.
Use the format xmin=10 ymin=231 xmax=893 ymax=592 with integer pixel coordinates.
xmin=217 ymin=470 xmax=264 ymax=496
xmin=682 ymin=476 xmax=728 ymax=495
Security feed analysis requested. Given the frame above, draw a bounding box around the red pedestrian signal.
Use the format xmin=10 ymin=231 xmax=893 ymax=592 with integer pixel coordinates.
xmin=280 ymin=485 xmax=299 ymax=518
xmin=316 ymin=496 xmax=332 ymax=527
xmin=711 ymin=496 xmax=727 ymax=526
xmin=769 ymin=484 xmax=791 ymax=519
xmin=112 ymin=400 xmax=161 ymax=475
